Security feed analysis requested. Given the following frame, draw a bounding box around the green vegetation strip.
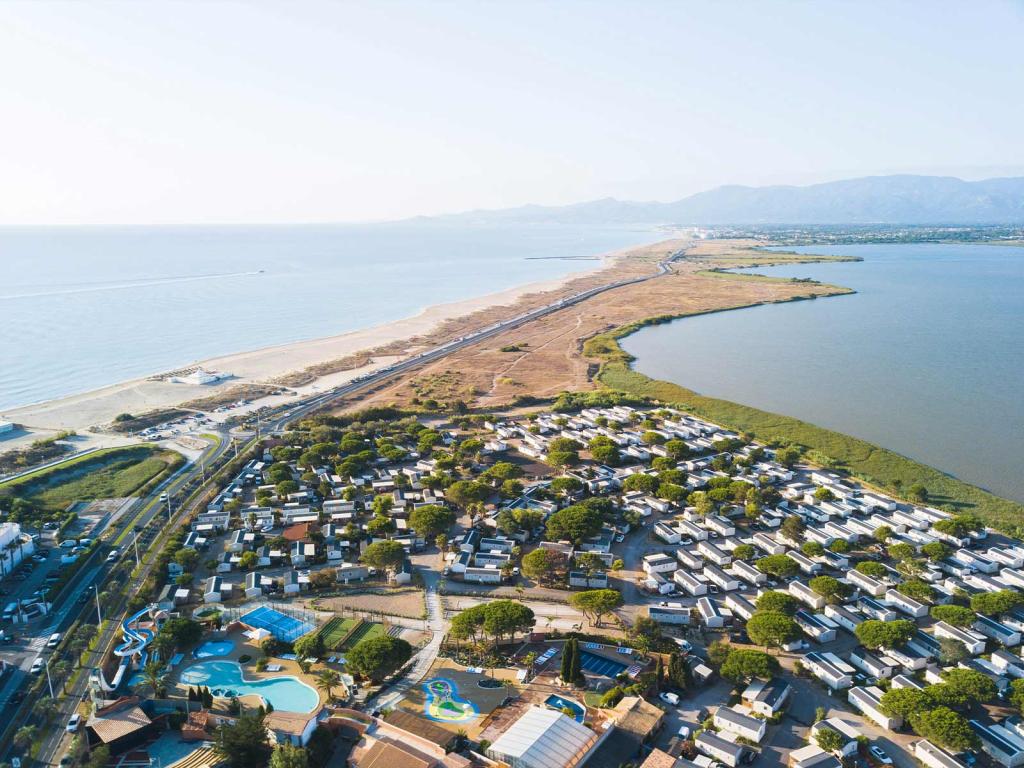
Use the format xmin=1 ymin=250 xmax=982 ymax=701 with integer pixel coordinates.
xmin=0 ymin=445 xmax=155 ymax=492
xmin=586 ymin=294 xmax=1024 ymax=536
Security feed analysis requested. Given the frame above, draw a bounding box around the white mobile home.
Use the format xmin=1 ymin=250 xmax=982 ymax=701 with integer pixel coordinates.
xmin=787 ymin=550 xmax=822 ymax=576
xmin=933 ymin=621 xmax=986 ymax=655
xmin=885 ymin=589 xmax=928 ymax=618
xmin=730 ymin=559 xmax=767 ymax=586
xmin=673 ymin=569 xmax=708 ymax=596
xmin=789 ymin=581 xmax=827 ymax=610
xmin=975 ymin=615 xmax=1022 ymax=647
xmin=796 ymin=611 xmax=839 ymax=643
xmin=647 ymin=604 xmax=691 ymax=626
xmin=804 ymin=652 xmax=854 ymax=690
xmin=698 ymin=540 xmax=732 ymax=567
xmin=848 ymin=686 xmax=902 ymax=730
xmin=714 ymin=706 xmax=766 ymax=743
xmin=697 ymin=597 xmax=725 ymax=628
xmin=704 ymin=564 xmax=740 ymax=592
xmin=848 ymin=569 xmax=888 ymax=597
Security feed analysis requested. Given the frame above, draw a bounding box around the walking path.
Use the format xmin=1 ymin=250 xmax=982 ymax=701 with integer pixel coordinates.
xmin=368 ymin=568 xmax=446 ymax=711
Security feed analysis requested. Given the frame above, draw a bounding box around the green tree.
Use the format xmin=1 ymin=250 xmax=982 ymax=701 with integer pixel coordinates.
xmin=481 ymin=600 xmax=535 ymax=642
xmin=141 ymin=661 xmax=167 ymax=695
xmin=446 ymin=480 xmax=490 ymax=509
xmin=549 ymin=477 xmax=583 ymax=497
xmin=754 ymin=554 xmax=799 ymax=579
xmin=809 ymin=575 xmax=852 ymax=602
xmin=855 ymin=561 xmax=888 ymax=578
xmin=921 ymin=541 xmax=950 ymax=561
xmin=408 ymin=505 xmax=455 ymax=539
xmin=813 ymin=487 xmax=835 ymax=502
xmin=907 ymin=483 xmax=929 ymax=503
xmin=896 ymin=578 xmax=935 ymax=603
xmin=521 ymin=548 xmax=566 ymax=585
xmin=238 ymin=551 xmax=258 ymax=570
xmin=815 ymin=727 xmax=846 ymax=754
xmin=545 ymin=504 xmax=604 ymax=543
xmin=588 ymin=437 xmax=620 ymax=466
xmin=941 ymin=668 xmax=997 ymax=703
xmin=801 ymin=541 xmax=825 ymax=558
xmin=879 ymin=687 xmax=930 ymax=719
xmin=937 ymin=637 xmax=970 ymax=665
xmin=746 ymin=611 xmax=800 ymax=650
xmin=360 ymin=540 xmax=407 ymax=574
xmin=622 ymin=474 xmax=660 ymax=494
xmin=1009 ymin=678 xmax=1024 ymax=713
xmin=346 ymin=635 xmax=412 ymax=682
xmin=569 ymin=589 xmax=623 ymax=628
xmin=158 ymin=617 xmax=203 ymax=650
xmin=269 ymin=743 xmax=308 ymax=768
xmin=293 ymin=632 xmax=326 ymax=661
xmin=971 ymin=589 xmax=1023 ymax=617
xmin=667 ymin=652 xmax=693 ymax=691
xmin=873 ymin=525 xmax=893 ymax=543
xmin=755 ymin=591 xmax=799 ymax=615
xmin=854 ymin=619 xmax=915 ymax=650
xmin=315 ymin=669 xmax=342 ymax=701
xmin=909 ymin=707 xmax=978 ymax=752
xmin=732 ymin=544 xmax=755 ymax=561
xmin=930 ymin=604 xmax=977 ymax=628
xmin=780 ymin=515 xmax=805 ymax=541
xmin=719 ymin=649 xmax=779 ymax=682
xmin=888 ymin=543 xmax=916 ymax=561
xmin=214 ymin=712 xmax=270 ymax=768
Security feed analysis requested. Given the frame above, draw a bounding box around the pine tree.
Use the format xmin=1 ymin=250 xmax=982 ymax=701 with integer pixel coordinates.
xmin=655 ymin=657 xmax=664 ymax=691
xmin=668 ymin=652 xmax=692 ymax=691
xmin=560 ymin=640 xmax=574 ymax=683
xmin=568 ymin=638 xmax=582 ymax=685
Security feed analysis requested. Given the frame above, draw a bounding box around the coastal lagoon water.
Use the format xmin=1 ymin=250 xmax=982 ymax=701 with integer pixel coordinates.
xmin=621 ymin=243 xmax=1024 ymax=502
xmin=0 ymin=223 xmax=658 ymax=410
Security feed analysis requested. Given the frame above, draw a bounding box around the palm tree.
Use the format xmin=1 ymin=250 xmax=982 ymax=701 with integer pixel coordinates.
xmin=142 ymin=661 xmax=167 ymax=696
xmin=14 ymin=725 xmax=38 ymax=750
xmin=315 ymin=669 xmax=342 ymax=701
xmin=4 ymin=540 xmax=18 ymax=575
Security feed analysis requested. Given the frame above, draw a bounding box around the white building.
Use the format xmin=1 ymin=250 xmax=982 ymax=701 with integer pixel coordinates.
xmin=714 ymin=706 xmax=766 ymax=743
xmin=486 ymin=705 xmax=600 ymax=768
xmin=848 ymin=686 xmax=901 ymax=730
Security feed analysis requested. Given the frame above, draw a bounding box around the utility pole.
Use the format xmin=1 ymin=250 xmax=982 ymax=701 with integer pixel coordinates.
xmin=45 ymin=659 xmax=55 ymax=698
xmin=94 ymin=584 xmax=102 ymax=624
xmin=133 ymin=532 xmax=141 ymax=567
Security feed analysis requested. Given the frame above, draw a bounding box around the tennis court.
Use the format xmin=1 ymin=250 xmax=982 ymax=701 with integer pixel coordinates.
xmin=240 ymin=606 xmax=315 ymax=642
xmin=579 ymin=650 xmax=629 ymax=678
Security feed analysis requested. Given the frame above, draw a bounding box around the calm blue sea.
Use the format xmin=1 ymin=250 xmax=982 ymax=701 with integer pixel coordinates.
xmin=621 ymin=243 xmax=1024 ymax=502
xmin=0 ymin=222 xmax=658 ymax=411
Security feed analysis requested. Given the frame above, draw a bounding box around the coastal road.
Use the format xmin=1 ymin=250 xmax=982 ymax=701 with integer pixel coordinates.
xmin=0 ymin=432 xmax=231 ymax=767
xmin=255 ymin=246 xmax=685 ymax=430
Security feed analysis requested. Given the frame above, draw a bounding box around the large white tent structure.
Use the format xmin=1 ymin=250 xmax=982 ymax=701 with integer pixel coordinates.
xmin=487 ymin=705 xmax=599 ymax=768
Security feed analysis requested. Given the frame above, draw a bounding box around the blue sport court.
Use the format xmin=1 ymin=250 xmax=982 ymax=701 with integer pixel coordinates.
xmin=240 ymin=606 xmax=315 ymax=642
xmin=578 ymin=650 xmax=629 ymax=678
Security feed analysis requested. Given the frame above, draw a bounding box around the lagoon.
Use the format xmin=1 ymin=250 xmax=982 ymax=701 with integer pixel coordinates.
xmin=621 ymin=243 xmax=1024 ymax=502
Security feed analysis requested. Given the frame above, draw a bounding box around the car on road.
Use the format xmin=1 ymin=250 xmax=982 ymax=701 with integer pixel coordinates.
xmin=659 ymin=692 xmax=680 ymax=706
xmin=614 ymin=534 xmax=625 ymax=543
xmin=672 ymin=638 xmax=693 ymax=652
xmin=47 ymin=632 xmax=62 ymax=648
xmin=67 ymin=713 xmax=82 ymax=732
xmin=869 ymin=746 xmax=893 ymax=765
xmin=106 ymin=549 xmax=120 ymax=563
xmin=59 ymin=756 xmax=73 ymax=768
xmin=30 ymin=658 xmax=44 ymax=675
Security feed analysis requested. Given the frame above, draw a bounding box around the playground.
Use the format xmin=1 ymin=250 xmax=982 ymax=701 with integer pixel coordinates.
xmin=398 ymin=659 xmax=514 ymax=737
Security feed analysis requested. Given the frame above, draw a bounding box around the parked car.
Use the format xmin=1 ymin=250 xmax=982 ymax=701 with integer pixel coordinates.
xmin=677 ymin=725 xmax=691 ymax=739
xmin=66 ymin=713 xmax=81 ymax=732
xmin=47 ymin=633 xmax=62 ymax=648
xmin=673 ymin=638 xmax=693 ymax=652
xmin=30 ymin=658 xmax=44 ymax=675
xmin=659 ymin=692 xmax=680 ymax=706
xmin=869 ymin=746 xmax=893 ymax=765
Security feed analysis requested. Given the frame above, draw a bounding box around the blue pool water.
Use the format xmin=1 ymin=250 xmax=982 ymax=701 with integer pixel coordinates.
xmin=194 ymin=640 xmax=234 ymax=658
xmin=180 ymin=660 xmax=319 ymax=712
xmin=545 ymin=694 xmax=585 ymax=722
xmin=579 ymin=651 xmax=628 ymax=678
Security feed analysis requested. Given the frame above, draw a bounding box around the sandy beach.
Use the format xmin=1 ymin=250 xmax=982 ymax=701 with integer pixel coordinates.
xmin=1 ymin=242 xmax=652 ymax=439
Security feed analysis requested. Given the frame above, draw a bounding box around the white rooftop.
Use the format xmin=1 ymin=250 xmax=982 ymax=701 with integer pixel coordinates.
xmin=488 ymin=705 xmax=596 ymax=768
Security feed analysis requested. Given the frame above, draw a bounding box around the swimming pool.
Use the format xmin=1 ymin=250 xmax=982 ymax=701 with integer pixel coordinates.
xmin=180 ymin=661 xmax=319 ymax=712
xmin=545 ymin=694 xmax=585 ymax=722
xmin=194 ymin=640 xmax=234 ymax=658
xmin=579 ymin=650 xmax=628 ymax=678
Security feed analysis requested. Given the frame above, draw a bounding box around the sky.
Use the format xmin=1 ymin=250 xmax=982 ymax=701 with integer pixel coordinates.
xmin=1 ymin=0 xmax=1023 ymax=226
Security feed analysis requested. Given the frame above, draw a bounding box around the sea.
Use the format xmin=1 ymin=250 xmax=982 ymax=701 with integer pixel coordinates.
xmin=621 ymin=243 xmax=1024 ymax=503
xmin=0 ymin=222 xmax=660 ymax=412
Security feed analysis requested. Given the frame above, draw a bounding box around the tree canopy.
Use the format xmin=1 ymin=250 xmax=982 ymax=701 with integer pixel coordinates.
xmin=971 ymin=589 xmax=1023 ymax=617
xmin=360 ymin=540 xmax=407 ymax=572
xmin=569 ymin=589 xmax=623 ymax=627
xmin=755 ymin=591 xmax=799 ymax=615
xmin=854 ymin=619 xmax=915 ymax=650
xmin=521 ymin=548 xmax=567 ymax=584
xmin=754 ymin=554 xmax=799 ymax=579
xmin=545 ymin=503 xmax=605 ymax=543
xmin=719 ymin=648 xmax=780 ymax=682
xmin=346 ymin=635 xmax=412 ymax=682
xmin=408 ymin=505 xmax=455 ymax=539
xmin=214 ymin=712 xmax=270 ymax=768
xmin=746 ymin=611 xmax=800 ymax=650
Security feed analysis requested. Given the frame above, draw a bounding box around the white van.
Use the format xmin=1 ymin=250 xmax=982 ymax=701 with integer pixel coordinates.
xmin=46 ymin=633 xmax=62 ymax=649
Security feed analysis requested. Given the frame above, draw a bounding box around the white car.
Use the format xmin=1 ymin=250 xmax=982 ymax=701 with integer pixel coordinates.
xmin=659 ymin=692 xmax=680 ymax=706
xmin=30 ymin=658 xmax=44 ymax=675
xmin=673 ymin=638 xmax=693 ymax=652
xmin=46 ymin=632 xmax=62 ymax=648
xmin=869 ymin=746 xmax=893 ymax=765
xmin=66 ymin=713 xmax=82 ymax=733
xmin=677 ymin=725 xmax=691 ymax=739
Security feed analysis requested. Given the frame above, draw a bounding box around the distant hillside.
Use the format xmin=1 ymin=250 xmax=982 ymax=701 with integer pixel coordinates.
xmin=427 ymin=175 xmax=1024 ymax=226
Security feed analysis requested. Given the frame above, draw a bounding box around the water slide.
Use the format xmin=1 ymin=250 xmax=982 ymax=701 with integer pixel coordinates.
xmin=92 ymin=604 xmax=159 ymax=692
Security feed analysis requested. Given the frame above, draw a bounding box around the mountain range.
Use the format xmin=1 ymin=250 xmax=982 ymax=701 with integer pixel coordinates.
xmin=427 ymin=175 xmax=1024 ymax=226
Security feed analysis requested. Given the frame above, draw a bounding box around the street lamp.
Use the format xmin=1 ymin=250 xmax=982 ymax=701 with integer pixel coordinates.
xmin=94 ymin=584 xmax=102 ymax=624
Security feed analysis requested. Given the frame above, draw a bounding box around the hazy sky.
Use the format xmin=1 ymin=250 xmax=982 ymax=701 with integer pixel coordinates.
xmin=2 ymin=1 xmax=1022 ymax=225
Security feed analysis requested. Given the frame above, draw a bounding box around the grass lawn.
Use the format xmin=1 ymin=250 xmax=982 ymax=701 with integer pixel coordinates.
xmin=318 ymin=617 xmax=359 ymax=650
xmin=0 ymin=445 xmax=183 ymax=512
xmin=340 ymin=620 xmax=385 ymax=650
xmin=587 ymin=295 xmax=1024 ymax=536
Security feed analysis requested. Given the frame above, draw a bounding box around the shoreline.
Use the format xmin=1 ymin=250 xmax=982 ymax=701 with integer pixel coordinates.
xmin=0 ymin=239 xmax=650 ymax=438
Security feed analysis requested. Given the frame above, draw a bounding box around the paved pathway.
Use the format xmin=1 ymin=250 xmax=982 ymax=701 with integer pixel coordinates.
xmin=368 ymin=567 xmax=446 ymax=711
